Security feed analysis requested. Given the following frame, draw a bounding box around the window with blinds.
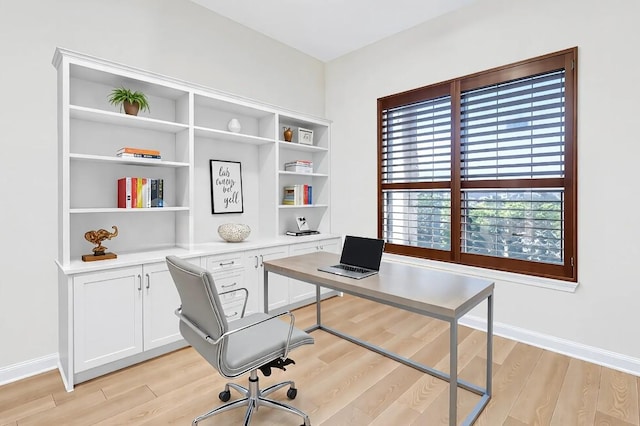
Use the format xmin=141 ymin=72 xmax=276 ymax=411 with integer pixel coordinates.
xmin=378 ymin=48 xmax=577 ymax=281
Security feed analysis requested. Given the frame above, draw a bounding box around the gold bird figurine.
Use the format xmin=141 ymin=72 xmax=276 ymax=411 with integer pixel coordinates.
xmin=84 ymin=225 xmax=119 ymax=255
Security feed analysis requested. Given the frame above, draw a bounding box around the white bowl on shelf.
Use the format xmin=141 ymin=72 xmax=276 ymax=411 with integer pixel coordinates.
xmin=218 ymin=223 xmax=251 ymax=242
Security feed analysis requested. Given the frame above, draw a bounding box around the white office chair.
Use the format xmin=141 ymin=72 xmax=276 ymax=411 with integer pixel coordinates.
xmin=165 ymin=255 xmax=314 ymax=425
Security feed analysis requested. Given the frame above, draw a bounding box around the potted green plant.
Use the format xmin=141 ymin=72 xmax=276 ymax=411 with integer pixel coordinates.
xmin=108 ymin=87 xmax=150 ymax=116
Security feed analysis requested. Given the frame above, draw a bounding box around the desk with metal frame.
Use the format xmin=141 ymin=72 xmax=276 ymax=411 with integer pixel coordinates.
xmin=263 ymin=251 xmax=494 ymax=425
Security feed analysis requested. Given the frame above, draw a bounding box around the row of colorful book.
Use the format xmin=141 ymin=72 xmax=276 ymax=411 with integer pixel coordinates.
xmin=284 ymin=160 xmax=313 ymax=173
xmin=116 ymin=147 xmax=162 ymax=160
xmin=282 ymin=185 xmax=312 ymax=205
xmin=118 ymin=177 xmax=164 ymax=208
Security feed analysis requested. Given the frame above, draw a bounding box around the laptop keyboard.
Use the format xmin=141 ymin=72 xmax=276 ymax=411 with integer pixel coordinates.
xmin=335 ymin=264 xmax=370 ymax=274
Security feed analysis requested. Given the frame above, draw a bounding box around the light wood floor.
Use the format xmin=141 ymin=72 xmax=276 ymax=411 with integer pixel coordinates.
xmin=1 ymin=295 xmax=639 ymax=425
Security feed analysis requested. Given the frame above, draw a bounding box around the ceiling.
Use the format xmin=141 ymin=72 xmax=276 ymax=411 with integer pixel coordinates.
xmin=191 ymin=0 xmax=475 ymax=62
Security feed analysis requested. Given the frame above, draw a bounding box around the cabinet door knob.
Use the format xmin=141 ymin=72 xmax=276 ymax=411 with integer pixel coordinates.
xmin=145 ymin=273 xmax=150 ymax=289
xmin=137 ymin=274 xmax=142 ymax=291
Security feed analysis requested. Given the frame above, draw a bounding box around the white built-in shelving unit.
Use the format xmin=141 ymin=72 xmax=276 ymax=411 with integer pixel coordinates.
xmin=53 ymin=48 xmax=336 ymax=391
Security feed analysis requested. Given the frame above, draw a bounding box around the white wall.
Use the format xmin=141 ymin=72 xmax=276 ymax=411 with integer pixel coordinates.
xmin=0 ymin=0 xmax=324 ymax=370
xmin=326 ymin=0 xmax=640 ymax=361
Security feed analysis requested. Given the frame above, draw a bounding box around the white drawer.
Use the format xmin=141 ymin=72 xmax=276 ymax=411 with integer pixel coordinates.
xmin=204 ymin=253 xmax=243 ymax=272
xmin=214 ymin=271 xmax=244 ymax=298
xmin=221 ymin=299 xmax=246 ymax=322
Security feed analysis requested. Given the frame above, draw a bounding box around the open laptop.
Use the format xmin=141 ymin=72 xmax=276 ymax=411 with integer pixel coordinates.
xmin=318 ymin=235 xmax=385 ymax=279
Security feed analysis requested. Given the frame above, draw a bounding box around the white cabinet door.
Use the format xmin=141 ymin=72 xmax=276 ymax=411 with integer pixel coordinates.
xmin=289 ymin=237 xmax=341 ymax=303
xmin=288 ymin=243 xmax=319 ymax=304
xmin=246 ymin=246 xmax=290 ymax=313
xmin=142 ymin=261 xmax=183 ymax=351
xmin=73 ymin=266 xmax=143 ymax=372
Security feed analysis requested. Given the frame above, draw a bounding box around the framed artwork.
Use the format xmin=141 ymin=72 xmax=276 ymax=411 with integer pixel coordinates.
xmin=210 ymin=160 xmax=244 ymax=214
xmin=298 ymin=127 xmax=314 ymax=145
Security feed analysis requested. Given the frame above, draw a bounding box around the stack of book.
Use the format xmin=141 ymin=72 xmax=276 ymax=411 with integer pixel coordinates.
xmin=118 ymin=177 xmax=164 ymax=208
xmin=284 ymin=160 xmax=313 ymax=173
xmin=282 ymin=185 xmax=312 ymax=205
xmin=116 ymin=147 xmax=161 ymax=160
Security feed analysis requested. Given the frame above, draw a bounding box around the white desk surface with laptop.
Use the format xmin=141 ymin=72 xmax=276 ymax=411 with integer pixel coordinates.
xmin=263 ymin=250 xmax=494 ymax=426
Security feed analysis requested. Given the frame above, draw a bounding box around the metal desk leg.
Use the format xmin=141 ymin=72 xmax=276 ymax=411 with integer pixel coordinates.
xmin=316 ymin=285 xmax=321 ymax=327
xmin=450 ymin=318 xmax=458 ymax=425
xmin=263 ymin=268 xmax=269 ymax=313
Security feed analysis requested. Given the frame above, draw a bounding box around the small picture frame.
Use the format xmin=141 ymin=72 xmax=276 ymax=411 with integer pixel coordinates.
xmin=298 ymin=127 xmax=314 ymax=145
xmin=210 ymin=160 xmax=244 ymax=214
xmin=296 ymin=216 xmax=310 ymax=231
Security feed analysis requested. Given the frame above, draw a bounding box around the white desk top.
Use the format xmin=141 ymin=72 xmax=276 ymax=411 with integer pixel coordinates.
xmin=264 ymin=251 xmax=494 ymax=320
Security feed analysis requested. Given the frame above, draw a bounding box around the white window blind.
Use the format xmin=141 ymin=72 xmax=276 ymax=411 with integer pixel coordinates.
xmin=381 ymin=96 xmax=452 ymax=249
xmin=381 ymin=96 xmax=452 ymax=184
xmin=460 ymin=71 xmax=565 ymax=180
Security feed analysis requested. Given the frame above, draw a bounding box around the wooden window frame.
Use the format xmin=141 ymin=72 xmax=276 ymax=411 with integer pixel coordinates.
xmin=378 ymin=47 xmax=578 ymax=282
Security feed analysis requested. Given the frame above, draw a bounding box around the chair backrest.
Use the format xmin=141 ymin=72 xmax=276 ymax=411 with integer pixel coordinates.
xmin=166 ymin=255 xmax=228 ymax=372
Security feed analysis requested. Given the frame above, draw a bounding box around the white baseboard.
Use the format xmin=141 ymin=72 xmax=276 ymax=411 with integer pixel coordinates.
xmin=460 ymin=315 xmax=640 ymax=376
xmin=0 ymin=354 xmax=58 ymax=386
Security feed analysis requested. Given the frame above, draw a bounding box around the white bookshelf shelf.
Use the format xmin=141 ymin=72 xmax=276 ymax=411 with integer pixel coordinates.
xmin=194 ymin=126 xmax=274 ymax=145
xmin=278 ymin=141 xmax=328 ymax=153
xmin=278 ymin=171 xmax=328 ymax=177
xmin=69 ymin=105 xmax=189 ymax=133
xmin=278 ymin=204 xmax=329 ymax=209
xmin=70 ymin=207 xmax=189 ymax=214
xmin=69 ymin=153 xmax=189 ymax=168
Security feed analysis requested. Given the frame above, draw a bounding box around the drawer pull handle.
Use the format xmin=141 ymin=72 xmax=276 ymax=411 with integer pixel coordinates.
xmin=145 ymin=273 xmax=150 ymax=289
xmin=219 ymin=261 xmax=235 ymax=267
xmin=254 ymin=256 xmax=259 ymax=268
xmin=225 ymin=311 xmax=238 ymax=318
xmin=137 ymin=274 xmax=142 ymax=291
xmin=221 ymin=282 xmax=237 ymax=288
xmin=259 ymin=255 xmax=264 ymax=267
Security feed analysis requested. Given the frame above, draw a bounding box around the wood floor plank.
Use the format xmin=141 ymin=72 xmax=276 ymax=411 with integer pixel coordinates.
xmin=324 ymin=363 xmax=423 ymax=423
xmin=16 ymin=389 xmax=105 ymax=425
xmin=597 ymin=367 xmax=640 ymax=425
xmin=0 ymin=394 xmax=55 ymax=425
xmin=473 ymin=342 xmax=544 ymax=426
xmin=0 ymin=370 xmax=61 ymax=412
xmin=508 ymin=349 xmax=571 ymax=425
xmin=479 ymin=334 xmax=518 ymax=366
xmin=503 ymin=415 xmax=530 ymax=426
xmin=594 ymin=410 xmax=637 ymax=426
xmin=550 ymin=358 xmax=601 ymax=426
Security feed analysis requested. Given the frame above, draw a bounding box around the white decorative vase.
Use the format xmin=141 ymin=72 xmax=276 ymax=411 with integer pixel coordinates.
xmin=227 ymin=118 xmax=242 ymax=133
xmin=218 ymin=223 xmax=251 ymax=242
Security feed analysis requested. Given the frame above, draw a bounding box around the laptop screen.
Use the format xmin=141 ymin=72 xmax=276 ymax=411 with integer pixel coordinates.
xmin=339 ymin=236 xmax=385 ymax=271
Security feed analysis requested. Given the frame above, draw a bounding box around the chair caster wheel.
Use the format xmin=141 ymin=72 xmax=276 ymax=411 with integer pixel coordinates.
xmin=287 ymin=388 xmax=297 ymax=399
xmin=219 ymin=390 xmax=231 ymax=402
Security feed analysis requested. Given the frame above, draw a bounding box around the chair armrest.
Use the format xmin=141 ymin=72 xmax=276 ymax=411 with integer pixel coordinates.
xmin=175 ymin=308 xmax=296 ymax=358
xmin=219 ymin=287 xmax=248 ymax=319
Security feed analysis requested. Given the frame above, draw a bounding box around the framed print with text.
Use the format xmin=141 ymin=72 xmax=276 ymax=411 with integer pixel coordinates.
xmin=210 ymin=160 xmax=244 ymax=214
